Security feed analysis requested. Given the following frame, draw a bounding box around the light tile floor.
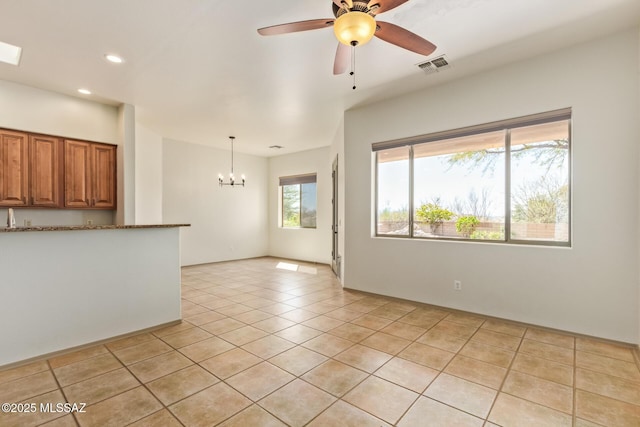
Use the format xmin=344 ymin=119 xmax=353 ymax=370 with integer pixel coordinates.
xmin=1 ymin=257 xmax=640 ymax=426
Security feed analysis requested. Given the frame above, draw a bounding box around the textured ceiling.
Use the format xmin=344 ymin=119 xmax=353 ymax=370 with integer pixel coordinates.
xmin=0 ymin=0 xmax=638 ymax=156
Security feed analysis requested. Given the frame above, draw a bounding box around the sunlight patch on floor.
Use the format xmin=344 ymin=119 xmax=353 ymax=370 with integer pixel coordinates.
xmin=276 ymin=262 xmax=317 ymax=275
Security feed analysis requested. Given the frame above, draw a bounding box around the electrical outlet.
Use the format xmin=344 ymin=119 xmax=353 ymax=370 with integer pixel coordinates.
xmin=87 ymin=219 xmax=93 ymax=225
xmin=454 ymin=280 xmax=462 ymax=291
xmin=24 ymin=219 xmax=32 ymax=227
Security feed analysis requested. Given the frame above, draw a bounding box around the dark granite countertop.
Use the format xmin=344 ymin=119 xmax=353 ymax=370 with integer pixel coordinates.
xmin=0 ymin=224 xmax=190 ymax=233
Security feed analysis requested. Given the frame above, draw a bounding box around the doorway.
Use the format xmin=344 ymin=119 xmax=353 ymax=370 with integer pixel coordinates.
xmin=331 ymin=155 xmax=340 ymax=277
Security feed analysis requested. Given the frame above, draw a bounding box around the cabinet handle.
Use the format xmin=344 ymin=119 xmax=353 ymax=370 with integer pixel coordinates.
xmin=30 ymin=196 xmax=34 ymax=205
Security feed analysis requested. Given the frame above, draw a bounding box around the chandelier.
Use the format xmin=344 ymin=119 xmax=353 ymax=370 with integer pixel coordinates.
xmin=218 ymin=136 xmax=245 ymax=187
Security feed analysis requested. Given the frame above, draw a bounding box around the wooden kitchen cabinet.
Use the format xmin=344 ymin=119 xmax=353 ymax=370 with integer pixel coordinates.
xmin=0 ymin=130 xmax=61 ymax=207
xmin=0 ymin=128 xmax=115 ymax=210
xmin=91 ymin=143 xmax=117 ymax=209
xmin=64 ymin=140 xmax=91 ymax=208
xmin=64 ymin=140 xmax=116 ymax=209
xmin=0 ymin=130 xmax=30 ymax=207
xmin=1 ymin=131 xmax=62 ymax=208
xmin=29 ymin=134 xmax=61 ymax=207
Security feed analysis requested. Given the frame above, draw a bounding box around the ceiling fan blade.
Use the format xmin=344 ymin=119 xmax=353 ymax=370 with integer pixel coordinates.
xmin=368 ymin=0 xmax=408 ymax=15
xmin=257 ymin=19 xmax=334 ymax=36
xmin=333 ymin=0 xmax=353 ymax=8
xmin=374 ymin=21 xmax=436 ymax=56
xmin=333 ymin=43 xmax=350 ymax=75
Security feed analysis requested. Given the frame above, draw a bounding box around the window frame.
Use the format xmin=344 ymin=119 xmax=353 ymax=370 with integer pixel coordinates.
xmin=373 ymin=108 xmax=572 ymax=246
xmin=279 ymin=173 xmax=317 ymax=229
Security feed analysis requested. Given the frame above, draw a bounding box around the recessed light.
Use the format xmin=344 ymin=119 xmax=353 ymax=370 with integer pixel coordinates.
xmin=104 ymin=54 xmax=123 ymax=64
xmin=0 ymin=40 xmax=22 ymax=66
xmin=78 ymin=88 xmax=91 ymax=95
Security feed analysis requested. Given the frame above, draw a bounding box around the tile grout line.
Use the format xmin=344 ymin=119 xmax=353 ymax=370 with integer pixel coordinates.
xmin=207 ymin=290 xmax=401 ymax=424
xmin=179 ymin=285 xmax=361 ymax=424
xmin=305 ymin=322 xmax=406 ymax=425
xmin=418 ymin=316 xmax=494 ymax=425
xmin=480 ymin=325 xmax=527 ymax=426
xmin=44 ymin=359 xmax=78 ymax=427
xmin=102 ymin=342 xmax=187 ymax=427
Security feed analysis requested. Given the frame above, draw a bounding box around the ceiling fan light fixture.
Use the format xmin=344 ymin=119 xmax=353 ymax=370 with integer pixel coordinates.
xmin=333 ymin=11 xmax=376 ymax=46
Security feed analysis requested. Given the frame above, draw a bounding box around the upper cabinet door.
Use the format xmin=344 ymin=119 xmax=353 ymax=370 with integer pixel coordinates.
xmin=0 ymin=130 xmax=29 ymax=206
xmin=64 ymin=139 xmax=92 ymax=208
xmin=92 ymin=144 xmax=116 ymax=209
xmin=30 ymin=135 xmax=61 ymax=207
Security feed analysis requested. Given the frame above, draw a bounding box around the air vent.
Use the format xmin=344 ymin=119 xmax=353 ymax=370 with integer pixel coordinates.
xmin=417 ymin=55 xmax=450 ymax=75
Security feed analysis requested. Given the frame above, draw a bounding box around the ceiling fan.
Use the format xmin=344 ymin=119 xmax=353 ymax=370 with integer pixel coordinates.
xmin=257 ymin=0 xmax=436 ymax=75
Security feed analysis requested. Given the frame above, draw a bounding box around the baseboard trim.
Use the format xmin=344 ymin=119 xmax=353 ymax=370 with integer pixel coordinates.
xmin=0 ymin=319 xmax=182 ymax=371
xmin=343 ymin=285 xmax=639 ymax=350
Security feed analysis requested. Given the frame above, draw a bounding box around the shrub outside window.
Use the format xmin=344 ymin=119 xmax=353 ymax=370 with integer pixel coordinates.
xmin=374 ymin=109 xmax=571 ymax=245
xmin=280 ymin=173 xmax=317 ymax=228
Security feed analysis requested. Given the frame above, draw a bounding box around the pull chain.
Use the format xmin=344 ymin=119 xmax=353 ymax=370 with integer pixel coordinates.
xmin=349 ymin=43 xmax=356 ymax=90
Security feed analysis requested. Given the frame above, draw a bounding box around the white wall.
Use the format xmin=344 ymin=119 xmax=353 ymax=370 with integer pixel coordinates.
xmin=0 ymin=79 xmax=119 ymax=226
xmin=162 ymin=139 xmax=269 ymax=266
xmin=135 ymin=124 xmax=163 ymax=224
xmin=343 ymin=28 xmax=640 ymax=343
xmin=0 ymin=80 xmax=119 ymax=143
xmin=268 ymin=147 xmax=332 ymax=264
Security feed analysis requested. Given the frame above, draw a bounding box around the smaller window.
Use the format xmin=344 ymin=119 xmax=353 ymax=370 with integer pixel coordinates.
xmin=280 ymin=174 xmax=317 ymax=228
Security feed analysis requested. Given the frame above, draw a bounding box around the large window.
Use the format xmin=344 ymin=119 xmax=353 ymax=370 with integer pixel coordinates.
xmin=374 ymin=109 xmax=571 ymax=245
xmin=280 ymin=173 xmax=317 ymax=228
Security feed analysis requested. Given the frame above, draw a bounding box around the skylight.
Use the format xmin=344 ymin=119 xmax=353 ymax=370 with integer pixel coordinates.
xmin=0 ymin=41 xmax=22 ymax=66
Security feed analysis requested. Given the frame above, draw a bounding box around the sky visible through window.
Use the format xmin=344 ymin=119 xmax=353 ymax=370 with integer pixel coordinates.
xmin=379 ymin=148 xmax=568 ymax=216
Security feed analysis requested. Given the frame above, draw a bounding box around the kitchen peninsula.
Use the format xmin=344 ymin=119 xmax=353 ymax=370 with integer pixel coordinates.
xmin=0 ymin=224 xmax=188 ymax=367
